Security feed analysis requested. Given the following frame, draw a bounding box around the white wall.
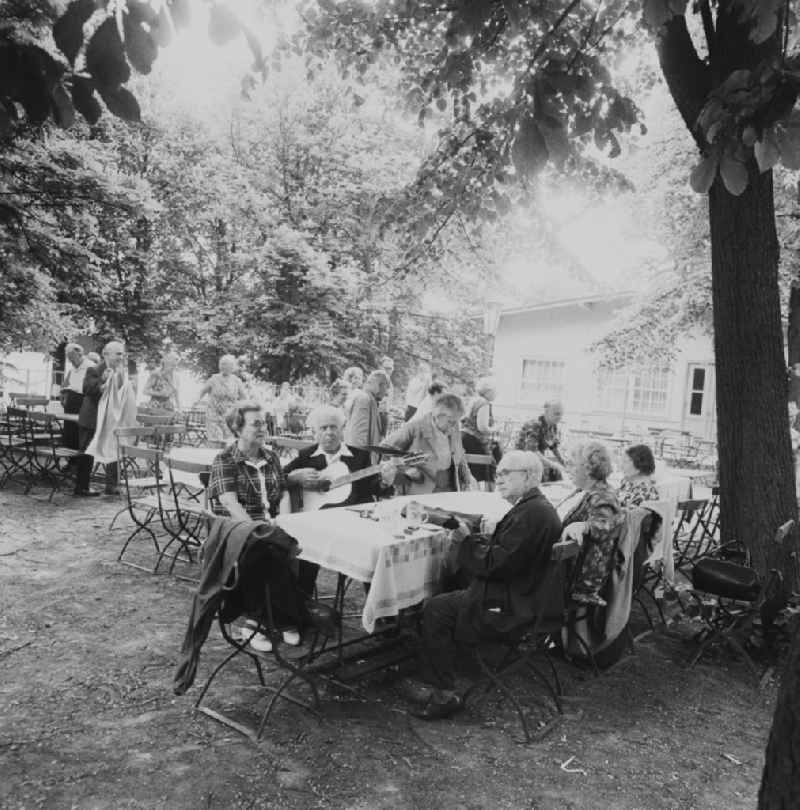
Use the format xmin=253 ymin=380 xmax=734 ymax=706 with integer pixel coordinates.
xmin=491 ymin=300 xmax=716 ymax=439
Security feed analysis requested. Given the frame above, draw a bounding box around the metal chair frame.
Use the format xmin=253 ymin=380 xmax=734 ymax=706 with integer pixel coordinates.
xmin=462 ymin=542 xmax=580 ymax=743
xmin=117 ymin=444 xmax=171 ymax=572
xmin=684 ymin=519 xmax=795 ymax=678
xmin=156 ymin=456 xmax=211 ymax=574
xmin=23 ymin=410 xmax=78 ymax=500
xmin=0 ymin=407 xmax=32 ymax=489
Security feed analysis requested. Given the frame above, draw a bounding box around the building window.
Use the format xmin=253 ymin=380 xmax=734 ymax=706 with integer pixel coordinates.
xmin=595 ymin=368 xmax=628 ymax=412
xmin=688 ymin=366 xmax=706 ymax=416
xmin=520 ymin=358 xmax=566 ymax=403
xmin=595 ymin=367 xmax=670 ymax=415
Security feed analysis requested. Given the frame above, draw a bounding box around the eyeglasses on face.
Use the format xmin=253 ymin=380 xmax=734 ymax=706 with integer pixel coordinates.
xmin=245 ymin=419 xmax=267 ymax=429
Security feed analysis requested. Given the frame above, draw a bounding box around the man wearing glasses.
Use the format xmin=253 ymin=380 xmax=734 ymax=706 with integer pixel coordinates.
xmin=405 ymin=450 xmax=562 ymax=719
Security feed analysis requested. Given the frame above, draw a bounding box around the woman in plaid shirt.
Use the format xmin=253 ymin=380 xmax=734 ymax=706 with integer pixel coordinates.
xmin=207 ymin=402 xmax=300 ymax=652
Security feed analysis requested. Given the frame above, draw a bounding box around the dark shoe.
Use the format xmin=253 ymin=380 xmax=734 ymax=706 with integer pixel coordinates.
xmin=305 ymin=602 xmax=340 ymax=638
xmin=104 ymin=489 xmax=120 ymax=497
xmin=411 ymin=692 xmax=463 ymax=721
xmin=74 ymin=489 xmax=101 ymax=497
xmin=398 ymin=677 xmax=435 ymax=705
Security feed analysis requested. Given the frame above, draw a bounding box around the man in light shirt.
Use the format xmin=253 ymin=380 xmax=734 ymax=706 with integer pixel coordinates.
xmin=60 ymin=343 xmax=94 ymax=451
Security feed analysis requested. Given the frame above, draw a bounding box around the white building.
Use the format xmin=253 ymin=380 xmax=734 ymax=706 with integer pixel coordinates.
xmin=490 ymin=293 xmax=717 ymax=439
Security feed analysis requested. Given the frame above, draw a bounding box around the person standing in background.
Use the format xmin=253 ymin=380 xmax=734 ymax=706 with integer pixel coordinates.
xmin=142 ymin=352 xmax=180 ymax=411
xmin=76 ymin=340 xmax=136 ymax=497
xmin=378 ymin=356 xmax=395 ymax=436
xmin=60 ymin=343 xmax=94 ymax=451
xmin=404 ymin=361 xmax=432 ymax=421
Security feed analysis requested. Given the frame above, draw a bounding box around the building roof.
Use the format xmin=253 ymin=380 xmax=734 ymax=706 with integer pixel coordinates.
xmin=498 ymin=291 xmax=636 ymax=317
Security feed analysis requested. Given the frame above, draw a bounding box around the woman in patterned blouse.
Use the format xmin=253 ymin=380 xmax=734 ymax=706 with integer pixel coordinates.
xmin=618 ymin=444 xmax=660 ymax=507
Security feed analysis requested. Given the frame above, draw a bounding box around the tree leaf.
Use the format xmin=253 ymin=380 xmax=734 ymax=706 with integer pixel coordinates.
xmin=537 ymin=114 xmax=569 ymax=166
xmin=719 ymin=153 xmax=749 ymax=195
xmin=71 ymin=74 xmax=101 ymax=124
xmin=754 ymin=130 xmax=780 ymax=173
xmin=776 ymin=126 xmax=800 ymax=170
xmin=152 ymin=6 xmax=173 ymax=47
xmin=689 ymin=153 xmax=718 ymax=194
xmin=123 ymin=11 xmax=158 ymax=74
xmin=643 ymin=0 xmax=686 ymax=30
xmin=98 ymin=84 xmax=140 ymax=122
xmin=0 ymin=103 xmax=10 ymax=136
xmin=512 ymin=116 xmax=548 ymax=177
xmin=85 ymin=18 xmax=130 ymax=88
xmin=50 ymin=82 xmax=75 ymax=128
xmin=53 ymin=0 xmax=96 ymax=65
xmin=169 ymin=0 xmax=192 ymax=30
xmin=208 ymin=3 xmax=241 ymax=45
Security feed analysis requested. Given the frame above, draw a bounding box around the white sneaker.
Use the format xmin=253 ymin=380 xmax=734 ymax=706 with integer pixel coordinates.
xmin=240 ymin=622 xmax=272 ymax=653
xmin=282 ymin=628 xmax=301 ymax=646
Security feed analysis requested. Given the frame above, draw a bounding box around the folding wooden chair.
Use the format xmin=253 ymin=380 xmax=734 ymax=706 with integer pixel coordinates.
xmin=672 ymin=498 xmax=713 ymax=574
xmin=117 ymin=444 xmax=171 ymax=573
xmin=462 ymin=539 xmax=580 ymax=743
xmin=154 ymin=456 xmax=211 ymax=575
xmin=192 ymin=536 xmax=323 ymax=741
xmin=14 ymin=395 xmax=50 ymax=410
xmin=685 ymin=520 xmax=795 ymax=678
xmin=23 ymin=411 xmax=78 ymax=499
xmin=0 ymin=406 xmax=31 ymax=489
xmin=464 ymin=453 xmax=496 ymax=492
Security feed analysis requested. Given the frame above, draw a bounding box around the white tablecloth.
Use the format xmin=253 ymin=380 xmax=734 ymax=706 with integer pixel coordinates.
xmin=276 ymin=504 xmax=450 ymax=633
xmin=276 ymin=488 xmax=575 ymax=633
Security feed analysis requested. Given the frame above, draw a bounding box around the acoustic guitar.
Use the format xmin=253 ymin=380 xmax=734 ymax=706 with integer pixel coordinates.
xmin=301 ymin=452 xmax=429 ymax=511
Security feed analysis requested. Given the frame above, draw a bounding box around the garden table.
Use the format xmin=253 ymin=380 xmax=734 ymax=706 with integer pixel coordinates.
xmin=276 ymin=487 xmax=577 ymax=633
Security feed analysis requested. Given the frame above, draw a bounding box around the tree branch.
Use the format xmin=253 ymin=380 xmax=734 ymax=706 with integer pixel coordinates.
xmin=655 ymin=15 xmax=712 ymax=149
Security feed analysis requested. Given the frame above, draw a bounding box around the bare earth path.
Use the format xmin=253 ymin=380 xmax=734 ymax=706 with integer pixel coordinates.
xmin=0 ymin=487 xmax=775 ymax=809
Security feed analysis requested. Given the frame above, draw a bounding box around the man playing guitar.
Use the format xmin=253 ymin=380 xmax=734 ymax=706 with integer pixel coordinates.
xmin=284 ymin=405 xmax=404 ymax=597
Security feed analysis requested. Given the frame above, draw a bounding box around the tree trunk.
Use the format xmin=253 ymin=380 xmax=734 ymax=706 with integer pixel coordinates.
xmin=787 ymin=280 xmax=800 ymax=367
xmin=708 ymin=163 xmax=798 ymax=586
xmin=759 ymin=620 xmax=800 ymax=808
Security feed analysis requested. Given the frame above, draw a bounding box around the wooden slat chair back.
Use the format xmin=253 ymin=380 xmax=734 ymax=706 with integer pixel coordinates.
xmin=12 ymin=394 xmax=50 ymax=410
xmin=464 ymin=453 xmax=496 ymax=492
xmin=138 ymin=412 xmax=180 ymax=427
xmin=116 ymin=444 xmax=169 ymax=572
xmin=24 ymin=410 xmax=78 ymax=499
xmin=153 ymin=422 xmax=189 ymax=450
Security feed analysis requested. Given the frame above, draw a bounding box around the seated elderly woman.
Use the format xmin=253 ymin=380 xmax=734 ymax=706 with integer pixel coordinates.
xmin=560 ymin=441 xmax=624 ymax=606
xmin=384 ymin=393 xmax=475 ymax=494
xmin=618 ymin=444 xmax=659 ymax=507
xmin=207 ymin=401 xmax=302 ymax=652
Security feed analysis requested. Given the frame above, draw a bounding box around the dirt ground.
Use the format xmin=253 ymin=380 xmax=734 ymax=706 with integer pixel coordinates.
xmin=0 ymin=485 xmax=778 ymax=810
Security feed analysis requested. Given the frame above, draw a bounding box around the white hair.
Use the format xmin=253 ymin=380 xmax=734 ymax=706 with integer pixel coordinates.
xmin=218 ymin=354 xmax=237 ymax=369
xmin=475 ymin=377 xmax=496 ymax=397
xmin=307 ymin=405 xmax=346 ymax=431
xmin=65 ymin=342 xmax=83 ymax=355
xmin=501 ymin=450 xmax=543 ymax=483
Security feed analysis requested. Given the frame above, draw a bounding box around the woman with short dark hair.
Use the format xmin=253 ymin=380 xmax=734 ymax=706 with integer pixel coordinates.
xmin=618 ymin=444 xmax=659 ymax=507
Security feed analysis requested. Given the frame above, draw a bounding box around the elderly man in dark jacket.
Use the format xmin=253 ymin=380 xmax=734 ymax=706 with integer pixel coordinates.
xmin=408 ymin=450 xmax=562 ymax=719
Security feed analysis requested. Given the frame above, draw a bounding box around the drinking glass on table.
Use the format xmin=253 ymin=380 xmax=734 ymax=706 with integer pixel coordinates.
xmin=405 ymin=501 xmax=429 ymax=528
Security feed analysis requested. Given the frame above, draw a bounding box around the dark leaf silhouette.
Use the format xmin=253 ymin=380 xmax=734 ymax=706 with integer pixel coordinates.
xmin=53 ymin=0 xmax=95 ymax=65
xmin=86 ymin=18 xmax=130 ymax=88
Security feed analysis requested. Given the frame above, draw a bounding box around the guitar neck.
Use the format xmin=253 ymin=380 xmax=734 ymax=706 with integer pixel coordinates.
xmin=327 ymin=453 xmax=428 ymax=490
